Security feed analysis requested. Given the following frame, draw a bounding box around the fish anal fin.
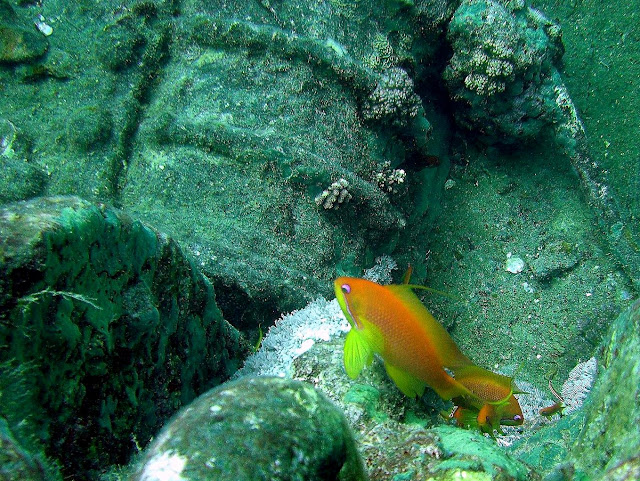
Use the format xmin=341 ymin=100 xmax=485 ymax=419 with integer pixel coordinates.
xmin=344 ymin=329 xmax=373 ymax=379
xmin=384 ymin=362 xmax=426 ymax=398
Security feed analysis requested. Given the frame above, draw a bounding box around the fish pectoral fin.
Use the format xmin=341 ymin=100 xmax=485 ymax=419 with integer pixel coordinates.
xmin=384 ymin=363 xmax=426 ymax=399
xmin=344 ymin=329 xmax=373 ymax=379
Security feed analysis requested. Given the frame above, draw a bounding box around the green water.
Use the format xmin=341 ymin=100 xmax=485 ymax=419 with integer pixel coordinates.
xmin=0 ymin=0 xmax=638 ymax=479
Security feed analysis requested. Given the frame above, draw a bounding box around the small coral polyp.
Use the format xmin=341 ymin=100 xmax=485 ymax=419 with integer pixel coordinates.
xmin=315 ymin=178 xmax=353 ymax=210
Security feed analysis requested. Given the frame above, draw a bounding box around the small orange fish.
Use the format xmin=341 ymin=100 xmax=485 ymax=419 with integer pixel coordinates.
xmin=452 ymin=364 xmax=524 ymax=433
xmin=334 ymin=275 xmax=524 ymax=433
xmin=539 ymin=379 xmax=565 ymax=418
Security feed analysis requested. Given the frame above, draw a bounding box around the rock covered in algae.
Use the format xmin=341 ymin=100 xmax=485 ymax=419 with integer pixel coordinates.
xmin=444 ymin=0 xmax=564 ymax=144
xmin=130 ymin=376 xmax=367 ymax=481
xmin=569 ymin=298 xmax=640 ymax=479
xmin=0 ymin=196 xmax=245 ymax=480
xmin=0 ymin=1 xmax=48 ymax=64
xmin=508 ymin=298 xmax=640 ymax=479
xmin=0 ymin=416 xmax=56 ymax=481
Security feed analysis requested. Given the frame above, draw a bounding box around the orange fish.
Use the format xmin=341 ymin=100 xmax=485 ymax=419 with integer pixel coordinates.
xmin=539 ymin=379 xmax=565 ymax=418
xmin=453 ymin=364 xmax=524 ymax=433
xmin=334 ymin=275 xmax=524 ymax=433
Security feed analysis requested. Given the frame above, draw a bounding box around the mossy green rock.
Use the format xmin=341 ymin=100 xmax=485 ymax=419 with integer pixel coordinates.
xmin=509 ymin=299 xmax=640 ymax=479
xmin=0 ymin=1 xmax=48 ymax=64
xmin=66 ymin=105 xmax=114 ymax=152
xmin=130 ymin=376 xmax=367 ymax=481
xmin=0 ymin=0 xmax=451 ymax=327
xmin=0 ymin=157 xmax=47 ymax=204
xmin=429 ymin=426 xmax=536 ymax=480
xmin=0 ymin=196 xmax=245 ymax=480
xmin=570 ymin=299 xmax=640 ymax=478
xmin=0 ymin=416 xmax=58 ymax=481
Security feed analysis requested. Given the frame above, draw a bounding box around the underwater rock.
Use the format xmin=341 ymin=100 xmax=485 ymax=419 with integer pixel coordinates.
xmin=0 ymin=156 xmax=47 ymax=204
xmin=0 ymin=416 xmax=58 ymax=481
xmin=121 ymin=10 xmax=444 ymax=325
xmin=66 ymin=105 xmax=114 ymax=152
xmin=130 ymin=376 xmax=367 ymax=481
xmin=95 ymin=17 xmax=147 ymax=72
xmin=528 ymin=240 xmax=582 ymax=281
xmin=0 ymin=196 xmax=245 ymax=480
xmin=0 ymin=0 xmax=452 ymax=331
xmin=430 ymin=425 xmax=537 ymax=480
xmin=0 ymin=1 xmax=48 ymax=64
xmin=601 ymin=456 xmax=640 ymax=481
xmin=444 ymin=0 xmax=564 ymax=144
xmin=16 ymin=47 xmax=77 ymax=82
xmin=569 ymin=298 xmax=640 ymax=478
xmin=509 ymin=299 xmax=640 ymax=479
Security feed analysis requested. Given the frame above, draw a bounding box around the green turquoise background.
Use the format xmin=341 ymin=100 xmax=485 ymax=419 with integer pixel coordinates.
xmin=0 ymin=0 xmax=638 ymax=479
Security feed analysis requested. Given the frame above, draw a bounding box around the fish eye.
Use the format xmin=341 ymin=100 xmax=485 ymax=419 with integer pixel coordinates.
xmin=341 ymin=284 xmax=351 ymax=294
xmin=513 ymin=414 xmax=522 ymax=422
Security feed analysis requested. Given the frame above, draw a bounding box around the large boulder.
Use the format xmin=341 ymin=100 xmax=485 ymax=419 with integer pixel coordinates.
xmin=130 ymin=376 xmax=367 ymax=481
xmin=0 ymin=0 xmax=452 ymax=331
xmin=570 ymin=299 xmax=640 ymax=478
xmin=0 ymin=196 xmax=245 ymax=480
xmin=0 ymin=1 xmax=48 ymax=64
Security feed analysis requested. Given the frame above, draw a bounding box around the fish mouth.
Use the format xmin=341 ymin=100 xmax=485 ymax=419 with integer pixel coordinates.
xmin=334 ymin=279 xmax=363 ymax=330
xmin=343 ymin=298 xmax=362 ymax=329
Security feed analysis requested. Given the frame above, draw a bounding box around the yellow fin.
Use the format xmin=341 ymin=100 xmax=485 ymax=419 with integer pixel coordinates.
xmin=384 ymin=362 xmax=426 ymax=398
xmin=343 ymin=329 xmax=373 ymax=379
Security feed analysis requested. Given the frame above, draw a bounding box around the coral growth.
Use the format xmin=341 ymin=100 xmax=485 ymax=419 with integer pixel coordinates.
xmin=444 ymin=0 xmax=565 ymax=144
xmin=362 ymin=67 xmax=421 ymax=127
xmin=373 ymin=161 xmax=406 ymax=194
xmin=315 ymin=178 xmax=353 ymax=210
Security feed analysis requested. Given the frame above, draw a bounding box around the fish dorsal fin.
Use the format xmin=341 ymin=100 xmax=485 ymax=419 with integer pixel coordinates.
xmin=402 ymin=264 xmax=413 ymax=284
xmin=343 ymin=329 xmax=373 ymax=379
xmin=404 ymin=284 xmax=462 ymax=302
xmin=384 ymin=284 xmax=442 ymax=332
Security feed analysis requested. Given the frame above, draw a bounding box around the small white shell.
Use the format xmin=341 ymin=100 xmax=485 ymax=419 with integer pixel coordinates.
xmin=505 ymin=256 xmax=525 ymax=274
xmin=35 ymin=20 xmax=53 ymax=36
